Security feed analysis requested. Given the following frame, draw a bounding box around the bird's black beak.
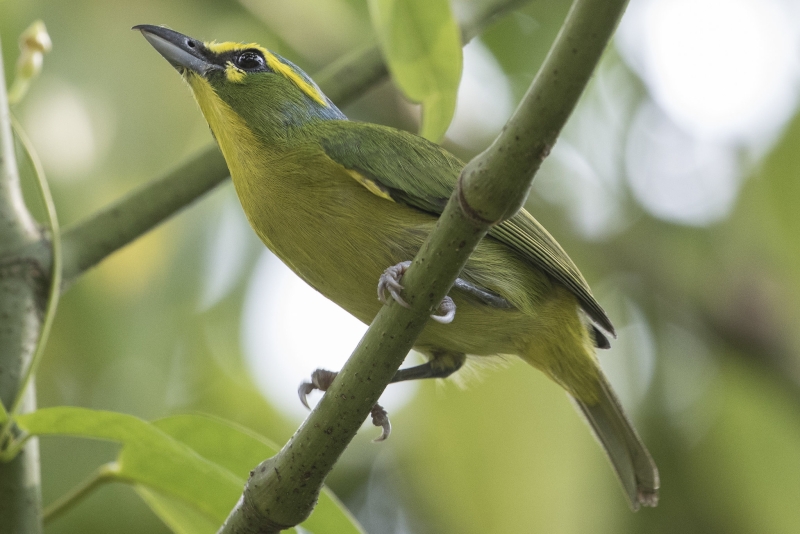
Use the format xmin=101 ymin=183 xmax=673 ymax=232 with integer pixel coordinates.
xmin=133 ymin=25 xmax=215 ymax=75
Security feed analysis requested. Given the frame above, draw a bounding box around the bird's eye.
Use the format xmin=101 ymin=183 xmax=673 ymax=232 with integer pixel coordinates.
xmin=235 ymin=50 xmax=265 ymax=70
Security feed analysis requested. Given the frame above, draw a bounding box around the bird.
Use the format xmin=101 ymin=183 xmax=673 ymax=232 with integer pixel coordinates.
xmin=135 ymin=24 xmax=659 ymax=510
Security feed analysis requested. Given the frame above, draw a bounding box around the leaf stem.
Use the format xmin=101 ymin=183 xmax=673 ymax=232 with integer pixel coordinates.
xmin=43 ymin=462 xmax=119 ymax=525
xmin=0 ymin=430 xmax=30 ymax=462
xmin=6 ymin=116 xmax=61 ymax=417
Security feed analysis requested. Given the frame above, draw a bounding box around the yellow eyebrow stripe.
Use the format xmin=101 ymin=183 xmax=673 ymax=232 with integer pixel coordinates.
xmin=263 ymin=54 xmax=328 ymax=107
xmin=205 ymin=41 xmax=268 ymax=55
xmin=204 ymin=40 xmax=328 ymax=107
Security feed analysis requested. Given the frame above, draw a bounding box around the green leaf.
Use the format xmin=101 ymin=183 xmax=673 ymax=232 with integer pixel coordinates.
xmin=152 ymin=414 xmax=366 ymax=534
xmin=139 ymin=486 xmax=356 ymax=534
xmin=136 ymin=486 xmax=219 ymax=534
xmin=301 ymin=483 xmax=366 ymax=534
xmin=368 ymin=0 xmax=463 ymax=142
xmin=17 ymin=409 xmax=364 ymax=533
xmin=152 ymin=414 xmax=276 ymax=477
xmin=16 ymin=407 xmax=240 ymax=523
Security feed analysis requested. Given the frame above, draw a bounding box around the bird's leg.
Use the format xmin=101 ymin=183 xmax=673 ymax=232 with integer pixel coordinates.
xmin=391 ymin=351 xmax=466 ymax=382
xmin=298 ymin=352 xmax=465 ymax=441
xmin=377 ymin=260 xmax=456 ymax=324
xmin=452 ymin=278 xmax=513 ymax=308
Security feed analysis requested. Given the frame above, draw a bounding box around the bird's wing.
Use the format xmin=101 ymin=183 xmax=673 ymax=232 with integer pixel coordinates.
xmin=489 ymin=211 xmax=614 ymax=334
xmin=316 ymin=121 xmax=459 ymax=214
xmin=316 ymin=120 xmax=613 ymax=334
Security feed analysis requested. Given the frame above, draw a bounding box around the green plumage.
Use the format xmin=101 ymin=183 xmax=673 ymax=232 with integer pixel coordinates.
xmin=317 ymin=120 xmax=615 ymax=334
xmin=137 ymin=24 xmax=658 ymax=510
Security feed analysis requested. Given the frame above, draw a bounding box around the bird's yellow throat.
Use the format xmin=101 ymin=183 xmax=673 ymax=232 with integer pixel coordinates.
xmin=185 ymin=74 xmax=263 ymax=181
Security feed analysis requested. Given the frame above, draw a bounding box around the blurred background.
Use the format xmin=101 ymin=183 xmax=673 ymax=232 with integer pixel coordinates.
xmin=3 ymin=0 xmax=800 ymax=532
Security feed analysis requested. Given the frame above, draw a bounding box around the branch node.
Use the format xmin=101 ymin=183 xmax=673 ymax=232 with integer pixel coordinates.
xmin=456 ymin=171 xmax=496 ymax=226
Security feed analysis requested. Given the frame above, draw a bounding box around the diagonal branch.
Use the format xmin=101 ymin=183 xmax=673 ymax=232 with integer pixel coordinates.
xmin=58 ymin=146 xmax=227 ymax=288
xmin=218 ymin=0 xmax=630 ymax=531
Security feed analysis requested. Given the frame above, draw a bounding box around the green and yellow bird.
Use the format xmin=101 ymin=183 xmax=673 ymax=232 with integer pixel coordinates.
xmin=136 ymin=25 xmax=658 ymax=509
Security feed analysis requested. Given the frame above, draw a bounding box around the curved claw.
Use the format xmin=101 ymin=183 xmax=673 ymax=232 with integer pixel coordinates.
xmin=378 ymin=261 xmax=412 ymax=308
xmin=298 ymin=382 xmax=315 ymax=410
xmin=431 ymin=296 xmax=456 ymax=324
xmin=370 ymin=403 xmax=392 ymax=442
xmin=297 ymin=368 xmax=338 ymax=410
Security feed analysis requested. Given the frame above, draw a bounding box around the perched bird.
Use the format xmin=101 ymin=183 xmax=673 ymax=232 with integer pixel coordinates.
xmin=136 ymin=24 xmax=658 ymax=509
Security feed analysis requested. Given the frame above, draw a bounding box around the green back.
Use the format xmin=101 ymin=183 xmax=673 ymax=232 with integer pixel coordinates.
xmin=314 ymin=120 xmax=614 ymax=334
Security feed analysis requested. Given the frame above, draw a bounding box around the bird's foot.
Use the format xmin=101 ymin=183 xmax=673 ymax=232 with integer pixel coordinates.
xmin=377 ymin=260 xmax=457 ymax=324
xmin=298 ymin=368 xmax=392 ymax=442
xmin=431 ymin=296 xmax=456 ymax=324
xmin=370 ymin=403 xmax=391 ymax=442
xmin=298 ymin=368 xmax=337 ymax=409
xmin=378 ymin=261 xmax=412 ymax=308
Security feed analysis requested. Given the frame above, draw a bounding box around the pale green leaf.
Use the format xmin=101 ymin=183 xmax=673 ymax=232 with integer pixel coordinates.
xmin=18 ymin=408 xmax=364 ymax=533
xmin=301 ymin=483 xmax=366 ymax=534
xmin=136 ymin=486 xmax=219 ymax=534
xmin=140 ymin=487 xmax=323 ymax=534
xmin=153 ymin=414 xmax=366 ymax=534
xmin=16 ymin=407 xmax=241 ymax=523
xmin=368 ymin=0 xmax=463 ymax=141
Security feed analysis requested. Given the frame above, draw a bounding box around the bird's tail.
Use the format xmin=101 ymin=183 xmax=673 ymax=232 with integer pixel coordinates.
xmin=572 ymin=372 xmax=659 ymax=510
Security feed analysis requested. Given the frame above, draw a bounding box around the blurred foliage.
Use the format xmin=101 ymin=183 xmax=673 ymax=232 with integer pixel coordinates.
xmin=367 ymin=0 xmax=462 ymax=141
xmin=16 ymin=409 xmax=362 ymax=532
xmin=3 ymin=0 xmax=800 ymax=533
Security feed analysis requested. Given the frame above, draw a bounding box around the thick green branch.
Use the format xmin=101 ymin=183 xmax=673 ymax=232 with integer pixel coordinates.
xmin=218 ymin=0 xmax=629 ymax=531
xmin=461 ymin=0 xmax=629 ymax=222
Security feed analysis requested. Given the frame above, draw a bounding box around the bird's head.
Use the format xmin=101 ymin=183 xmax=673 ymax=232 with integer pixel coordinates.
xmin=134 ymin=25 xmax=344 ymax=139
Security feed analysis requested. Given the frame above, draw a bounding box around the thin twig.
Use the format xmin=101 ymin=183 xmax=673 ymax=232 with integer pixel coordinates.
xmin=7 ymin=116 xmax=61 ymax=417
